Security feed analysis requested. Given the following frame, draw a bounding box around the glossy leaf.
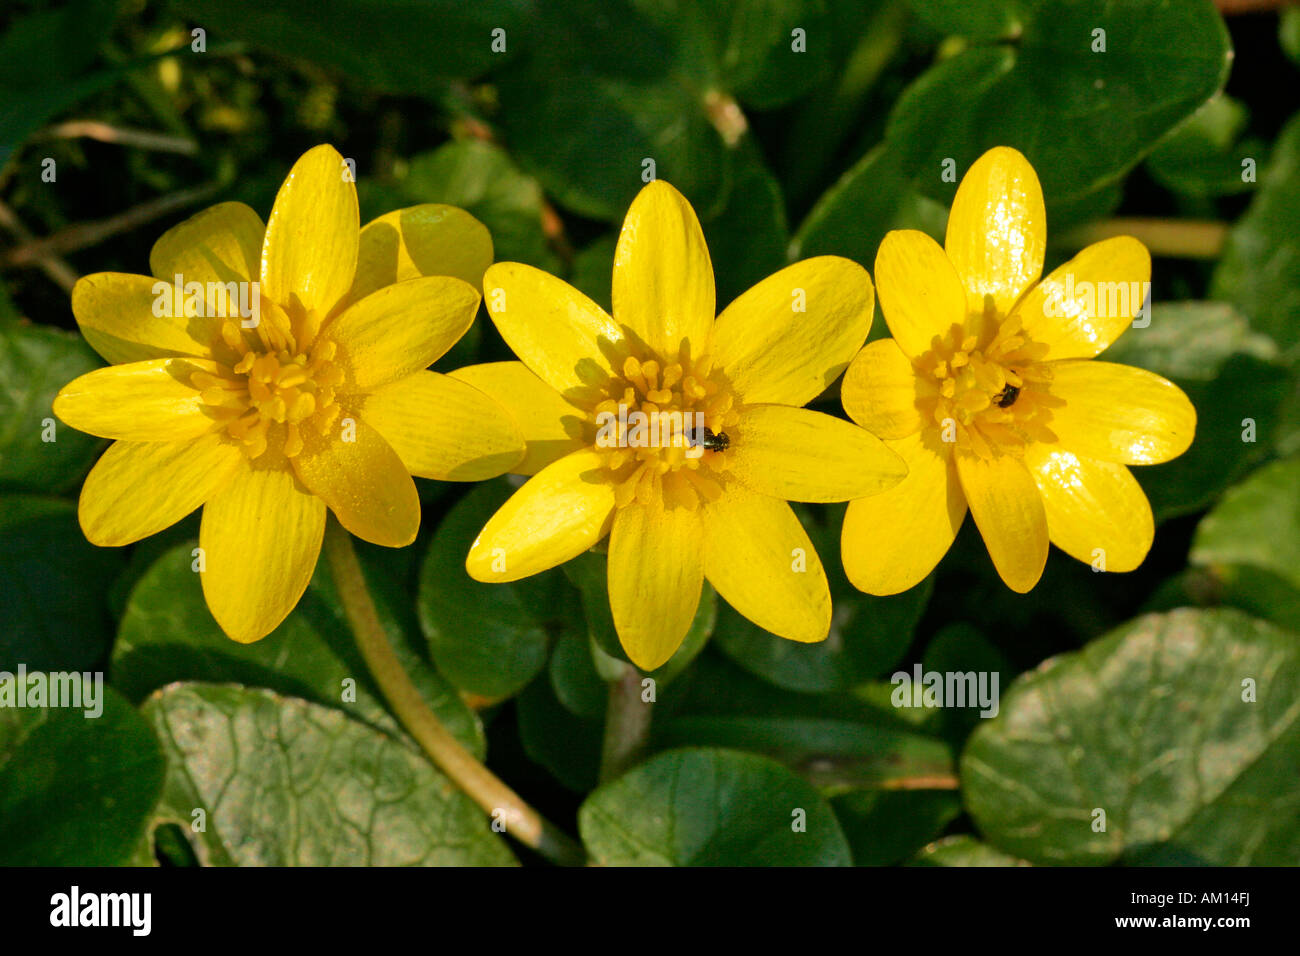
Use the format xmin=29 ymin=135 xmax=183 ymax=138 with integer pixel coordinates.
xmin=0 ymin=496 xmax=123 ymax=672
xmin=0 ymin=319 xmax=103 ymax=492
xmin=964 ymin=608 xmax=1300 ymax=865
xmin=887 ymin=0 xmax=1232 ymax=212
xmin=0 ymin=682 xmax=164 ymax=865
xmin=114 ymin=541 xmax=486 ymax=756
xmin=418 ymin=481 xmax=578 ymax=700
xmin=579 ymin=746 xmax=852 ymax=865
xmin=141 ymin=683 xmax=515 ymax=865
xmin=1211 ymin=112 xmax=1300 ymax=354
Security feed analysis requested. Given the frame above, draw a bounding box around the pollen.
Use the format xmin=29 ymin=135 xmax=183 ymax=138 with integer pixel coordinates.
xmin=194 ymin=315 xmax=344 ymax=460
xmin=915 ymin=317 xmax=1061 ymax=459
xmin=589 ymin=348 xmax=737 ymax=510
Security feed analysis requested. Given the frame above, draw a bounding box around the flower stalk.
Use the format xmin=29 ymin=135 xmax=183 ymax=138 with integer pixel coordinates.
xmin=1056 ymin=217 xmax=1227 ymax=259
xmin=598 ymin=662 xmax=652 ymax=783
xmin=323 ymin=518 xmax=585 ymax=867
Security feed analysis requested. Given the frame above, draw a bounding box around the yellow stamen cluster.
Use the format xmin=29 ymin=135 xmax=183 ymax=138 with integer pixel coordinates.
xmin=590 ymin=351 xmax=739 ymax=510
xmin=915 ymin=316 xmax=1060 ymax=459
xmin=194 ymin=310 xmax=344 ymax=460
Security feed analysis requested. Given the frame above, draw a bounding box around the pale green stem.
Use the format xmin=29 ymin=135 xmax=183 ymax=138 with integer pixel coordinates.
xmin=323 ymin=518 xmax=585 ymax=867
xmin=598 ymin=662 xmax=653 ymax=784
xmin=1056 ymin=217 xmax=1228 ymax=260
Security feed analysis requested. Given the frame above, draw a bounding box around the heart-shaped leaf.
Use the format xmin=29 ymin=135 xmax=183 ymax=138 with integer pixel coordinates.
xmin=579 ymin=746 xmax=851 ymax=865
xmin=964 ymin=608 xmax=1300 ymax=865
xmin=141 ymin=683 xmax=515 ymax=866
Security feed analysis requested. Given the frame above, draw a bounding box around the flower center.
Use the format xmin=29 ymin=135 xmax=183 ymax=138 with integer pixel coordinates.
xmin=915 ymin=316 xmax=1060 ymax=458
xmin=194 ymin=316 xmax=344 ymax=460
xmin=590 ymin=352 xmax=738 ymax=509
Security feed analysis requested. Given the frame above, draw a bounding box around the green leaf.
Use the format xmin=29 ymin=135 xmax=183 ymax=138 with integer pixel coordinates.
xmin=516 ymin=673 xmax=603 ymax=792
xmin=1281 ymin=6 xmax=1300 ymax=68
xmin=493 ymin=0 xmax=731 ymax=221
xmin=886 ymin=0 xmax=1232 ymax=212
xmin=833 ymin=789 xmax=962 ymax=866
xmin=964 ymin=608 xmax=1300 ymax=865
xmin=689 ymin=0 xmax=834 ymax=109
xmin=0 ymin=318 xmax=104 ymax=492
xmin=141 ymin=683 xmax=515 ymax=865
xmin=1211 ymin=111 xmax=1300 ymax=355
xmin=1103 ymin=301 xmax=1277 ymax=381
xmin=0 ymin=681 xmax=164 ymax=865
xmin=570 ymin=235 xmax=618 ymax=311
xmin=716 ymin=508 xmax=932 ymax=692
xmin=791 ymin=144 xmax=947 ymax=270
xmin=1190 ymin=457 xmax=1300 ymax=592
xmin=1071 ymin=302 xmax=1288 ymax=519
xmin=910 ymin=834 xmax=1030 ymax=867
xmin=548 ymin=629 xmax=607 ymax=721
xmin=418 ymin=481 xmax=577 ymax=699
xmin=657 ymin=713 xmax=954 ymax=795
xmin=0 ymin=0 xmax=122 ymax=165
xmin=494 ymin=0 xmax=826 ymax=222
xmin=561 ymin=548 xmax=716 ymax=683
xmin=659 ymin=652 xmax=955 ymax=793
xmin=579 ymin=746 xmax=852 ymax=865
xmin=920 ymin=623 xmax=1012 ymax=747
xmin=1145 ymin=93 xmax=1264 ymax=198
xmin=904 ymin=0 xmax=1023 ymax=39
xmin=1137 ymin=354 xmax=1289 ymax=520
xmin=0 ymin=496 xmax=124 ymax=672
xmin=701 ymin=141 xmax=789 ymax=307
xmin=113 ymin=541 xmax=485 ymax=757
xmin=180 ymin=0 xmax=532 ymax=91
xmin=1144 ymin=564 xmax=1300 ymax=637
xmin=385 ymin=139 xmax=562 ymax=272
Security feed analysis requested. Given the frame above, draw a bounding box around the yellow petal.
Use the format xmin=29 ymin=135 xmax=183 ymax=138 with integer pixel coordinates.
xmin=840 ymin=338 xmax=930 ymax=439
xmin=1044 ymin=360 xmax=1196 ymax=465
xmin=702 ymin=486 xmax=830 ymax=643
xmin=608 ymin=498 xmax=704 ymax=670
xmin=874 ymin=230 xmax=968 ymax=358
xmin=841 ymin=429 xmax=965 ymax=596
xmin=53 ymin=358 xmax=218 ymax=441
xmin=71 ymin=272 xmax=218 ymax=365
xmin=466 ymin=448 xmax=615 ymax=583
xmin=1023 ymin=443 xmax=1154 ymax=572
xmin=1011 ymin=237 xmax=1151 ymax=360
xmin=954 ymin=450 xmax=1048 ymax=593
xmin=200 ymin=456 xmax=326 ymax=643
xmin=150 ymin=200 xmax=264 ymax=318
xmin=322 ymin=275 xmax=481 ymax=393
xmin=483 ymin=262 xmax=623 ymax=400
xmin=362 ymin=370 xmax=524 ymax=481
xmin=612 ymin=180 xmax=714 ymax=360
xmin=291 ymin=408 xmax=421 ymax=547
xmin=726 ymin=404 xmax=907 ymax=502
xmin=710 ymin=256 xmax=875 ymax=406
xmin=342 ymin=204 xmax=494 ymax=310
xmin=945 ymin=146 xmax=1046 ymax=319
xmin=260 ymin=144 xmax=359 ymax=324
xmin=78 ymin=433 xmax=243 ymax=546
xmin=449 ymin=361 xmax=587 ymax=474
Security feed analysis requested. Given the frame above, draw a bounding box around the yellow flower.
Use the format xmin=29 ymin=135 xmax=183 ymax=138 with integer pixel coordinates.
xmin=460 ymin=180 xmax=906 ymax=670
xmin=54 ymin=144 xmax=525 ymax=642
xmin=840 ymin=146 xmax=1196 ymax=595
